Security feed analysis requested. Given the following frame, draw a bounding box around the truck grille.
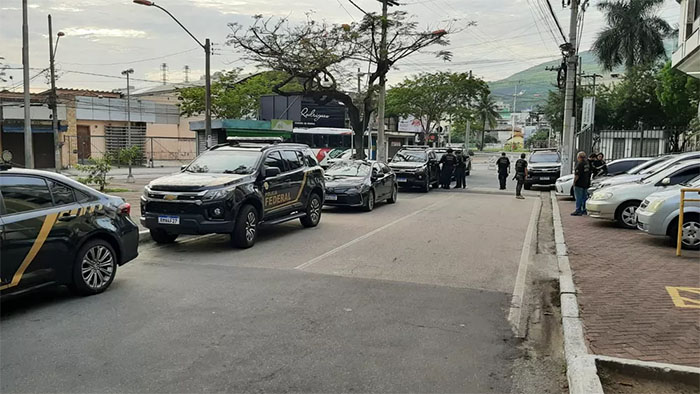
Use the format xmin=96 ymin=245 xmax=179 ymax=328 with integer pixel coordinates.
xmin=144 ymin=201 xmax=201 ymax=215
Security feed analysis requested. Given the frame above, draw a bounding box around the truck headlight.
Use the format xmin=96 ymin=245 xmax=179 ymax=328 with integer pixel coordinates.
xmin=591 ymin=191 xmax=613 ymax=201
xmin=203 ymin=188 xmax=231 ymax=201
xmin=646 ymin=199 xmax=664 ymax=213
xmin=143 ymin=186 xmax=150 ymax=198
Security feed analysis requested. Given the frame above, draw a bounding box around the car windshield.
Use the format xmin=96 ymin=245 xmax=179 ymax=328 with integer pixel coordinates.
xmin=393 ymin=150 xmax=427 ymax=163
xmin=185 ymin=150 xmax=261 ymax=174
xmin=529 ymin=152 xmax=560 ymax=163
xmin=638 ymin=156 xmax=677 ymax=175
xmin=625 ymin=158 xmax=663 ymax=174
xmin=326 ymin=161 xmax=370 ymax=177
xmin=327 ymin=149 xmax=347 ymax=159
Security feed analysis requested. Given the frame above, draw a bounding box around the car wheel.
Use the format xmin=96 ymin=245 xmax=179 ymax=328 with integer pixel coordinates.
xmin=615 ymin=201 xmax=639 ymax=229
xmin=70 ymin=239 xmax=117 ymax=296
xmin=149 ymin=229 xmax=178 ymax=244
xmin=668 ymin=214 xmax=700 ymax=250
xmin=363 ymin=190 xmax=375 ymax=211
xmin=231 ymin=204 xmax=258 ymax=248
xmin=300 ymin=193 xmax=322 ymax=227
xmin=387 ymin=184 xmax=398 ymax=204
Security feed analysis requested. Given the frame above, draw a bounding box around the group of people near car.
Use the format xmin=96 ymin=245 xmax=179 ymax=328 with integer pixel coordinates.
xmin=437 ymin=148 xmax=469 ymax=189
xmin=495 ymin=152 xmax=530 ymax=199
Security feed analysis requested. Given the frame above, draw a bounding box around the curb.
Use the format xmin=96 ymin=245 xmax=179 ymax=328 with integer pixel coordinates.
xmin=550 ymin=191 xmax=605 ymax=394
xmin=138 ymin=229 xmax=152 ymax=245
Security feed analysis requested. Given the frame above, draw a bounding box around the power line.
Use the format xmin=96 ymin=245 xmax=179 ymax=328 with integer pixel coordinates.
xmin=346 ymin=0 xmax=370 ymax=15
xmin=60 ymin=48 xmax=199 ymax=66
xmin=542 ymin=0 xmax=567 ymax=43
xmin=336 ymin=0 xmax=357 ymax=21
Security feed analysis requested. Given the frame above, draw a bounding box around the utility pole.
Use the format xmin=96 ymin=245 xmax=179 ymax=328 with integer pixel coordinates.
xmin=160 ymin=63 xmax=168 ymax=85
xmin=582 ymin=73 xmax=603 ymax=95
xmin=48 ymin=15 xmax=64 ymax=172
xmin=184 ymin=65 xmax=190 ymax=83
xmin=561 ymin=0 xmax=579 ymax=176
xmin=22 ymin=0 xmax=33 ymax=168
xmin=465 ymin=118 xmax=471 ymax=151
xmin=375 ymin=0 xmax=393 ymax=163
xmin=204 ymin=38 xmax=212 ymax=148
xmin=121 ymin=68 xmax=135 ymax=183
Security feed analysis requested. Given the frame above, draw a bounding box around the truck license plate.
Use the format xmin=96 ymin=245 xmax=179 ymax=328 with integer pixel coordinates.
xmin=326 ymin=194 xmax=337 ymax=201
xmin=397 ymin=177 xmax=407 ymax=182
xmin=158 ymin=215 xmax=180 ymax=225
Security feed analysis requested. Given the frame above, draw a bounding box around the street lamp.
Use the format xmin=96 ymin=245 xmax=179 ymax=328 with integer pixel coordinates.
xmin=121 ymin=68 xmax=135 ymax=183
xmin=48 ymin=14 xmax=65 ymax=172
xmin=134 ymin=0 xmax=212 ymax=150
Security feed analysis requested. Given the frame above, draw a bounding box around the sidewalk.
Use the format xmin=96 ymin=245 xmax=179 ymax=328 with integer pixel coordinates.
xmin=556 ymin=197 xmax=700 ymax=367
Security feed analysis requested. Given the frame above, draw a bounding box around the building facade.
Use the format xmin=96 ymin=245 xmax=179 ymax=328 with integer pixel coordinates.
xmin=673 ymin=0 xmax=700 ymax=78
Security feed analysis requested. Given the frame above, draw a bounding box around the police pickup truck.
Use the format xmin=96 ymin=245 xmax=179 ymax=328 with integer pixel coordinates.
xmin=388 ymin=146 xmax=440 ymax=192
xmin=141 ymin=138 xmax=325 ymax=248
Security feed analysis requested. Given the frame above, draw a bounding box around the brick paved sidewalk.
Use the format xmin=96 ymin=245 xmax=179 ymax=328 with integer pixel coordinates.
xmin=557 ymin=197 xmax=700 ymax=367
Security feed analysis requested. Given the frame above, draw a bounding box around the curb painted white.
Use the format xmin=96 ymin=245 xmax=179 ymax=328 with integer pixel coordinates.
xmin=550 ymin=191 xmax=605 ymax=394
xmin=595 ymin=355 xmax=700 ymax=375
xmin=507 ymin=197 xmax=542 ymax=338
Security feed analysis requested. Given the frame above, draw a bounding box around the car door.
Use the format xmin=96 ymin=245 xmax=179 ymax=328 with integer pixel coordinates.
xmin=281 ymin=150 xmax=307 ymax=211
xmin=381 ymin=163 xmax=395 ymax=194
xmin=428 ymin=151 xmax=439 ymax=183
xmin=373 ymin=163 xmax=390 ymax=199
xmin=0 ymin=175 xmax=80 ymax=292
xmin=262 ymin=151 xmax=294 ymax=219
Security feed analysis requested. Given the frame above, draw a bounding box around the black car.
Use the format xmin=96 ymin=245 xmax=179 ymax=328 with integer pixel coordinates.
xmin=0 ymin=167 xmax=139 ymax=297
xmin=141 ymin=138 xmax=325 ymax=248
xmin=524 ymin=149 xmax=561 ymax=190
xmin=388 ymin=147 xmax=440 ymax=192
xmin=324 ymin=160 xmax=398 ymax=211
xmin=434 ymin=147 xmax=473 ymax=176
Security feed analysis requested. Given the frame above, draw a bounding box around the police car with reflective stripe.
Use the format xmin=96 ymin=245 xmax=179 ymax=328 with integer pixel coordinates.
xmin=140 ymin=137 xmax=325 ymax=248
xmin=0 ymin=151 xmax=139 ymax=297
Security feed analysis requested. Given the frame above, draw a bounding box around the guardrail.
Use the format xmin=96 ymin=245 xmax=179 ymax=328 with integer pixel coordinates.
xmin=676 ymin=188 xmax=700 ymax=257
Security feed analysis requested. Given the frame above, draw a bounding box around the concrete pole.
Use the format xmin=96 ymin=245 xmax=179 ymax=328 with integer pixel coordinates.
xmin=22 ymin=0 xmax=33 ymax=168
xmin=376 ymin=0 xmax=389 ymax=163
xmin=124 ymin=70 xmax=134 ymax=183
xmin=465 ymin=119 xmax=470 ymax=151
xmin=204 ymin=38 xmax=212 ymax=148
xmin=48 ymin=15 xmax=61 ymax=172
xmin=561 ymin=0 xmax=579 ymax=176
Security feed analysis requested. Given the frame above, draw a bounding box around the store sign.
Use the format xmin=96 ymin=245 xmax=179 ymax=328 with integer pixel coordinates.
xmin=581 ymin=97 xmax=596 ymax=132
xmin=398 ymin=116 xmax=424 ymax=133
xmin=295 ymin=98 xmax=346 ymax=128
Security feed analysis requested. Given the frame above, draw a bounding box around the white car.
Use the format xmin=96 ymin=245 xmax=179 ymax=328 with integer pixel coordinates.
xmin=555 ymin=157 xmax=651 ymax=197
xmin=636 ymin=176 xmax=700 ymax=250
xmin=586 ymin=159 xmax=700 ymax=229
xmin=587 ymin=152 xmax=700 ymax=195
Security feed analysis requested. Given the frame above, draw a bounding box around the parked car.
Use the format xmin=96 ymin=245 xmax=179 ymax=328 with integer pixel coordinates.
xmin=141 ymin=137 xmax=325 ymax=248
xmin=434 ymin=148 xmax=473 ymax=176
xmin=524 ymin=149 xmax=561 ymax=190
xmin=0 ymin=162 xmax=139 ymax=297
xmin=388 ymin=146 xmax=440 ymax=192
xmin=588 ymin=152 xmax=700 ymax=196
xmin=318 ymin=148 xmax=348 ymax=169
xmin=586 ymin=159 xmax=700 ymax=229
xmin=324 ymin=160 xmax=397 ymax=211
xmin=636 ymin=176 xmax=700 ymax=250
xmin=555 ymin=157 xmax=651 ymax=197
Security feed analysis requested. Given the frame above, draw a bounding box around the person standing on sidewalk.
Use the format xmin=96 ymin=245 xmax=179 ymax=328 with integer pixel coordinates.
xmin=514 ymin=153 xmax=528 ymax=199
xmin=572 ymin=151 xmax=592 ymax=216
xmin=496 ymin=152 xmax=510 ymax=190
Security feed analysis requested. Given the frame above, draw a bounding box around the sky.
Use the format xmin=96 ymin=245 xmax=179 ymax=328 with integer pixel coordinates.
xmin=0 ymin=0 xmax=682 ymax=94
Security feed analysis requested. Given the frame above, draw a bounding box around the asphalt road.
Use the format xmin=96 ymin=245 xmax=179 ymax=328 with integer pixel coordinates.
xmin=1 ymin=168 xmax=540 ymax=393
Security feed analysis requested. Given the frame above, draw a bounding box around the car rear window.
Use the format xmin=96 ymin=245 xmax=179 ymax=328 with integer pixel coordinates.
xmin=49 ymin=181 xmax=76 ymax=206
xmin=0 ymin=176 xmax=54 ymax=215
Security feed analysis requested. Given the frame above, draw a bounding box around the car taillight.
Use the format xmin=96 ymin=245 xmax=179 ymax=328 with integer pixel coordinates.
xmin=119 ymin=203 xmax=131 ymax=216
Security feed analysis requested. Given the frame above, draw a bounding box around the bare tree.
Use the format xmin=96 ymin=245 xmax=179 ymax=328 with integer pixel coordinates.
xmin=227 ymin=12 xmax=457 ymax=157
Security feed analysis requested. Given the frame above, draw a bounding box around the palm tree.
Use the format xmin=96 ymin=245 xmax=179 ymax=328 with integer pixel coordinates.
xmin=476 ymin=93 xmax=500 ymax=151
xmin=592 ymin=0 xmax=672 ymax=72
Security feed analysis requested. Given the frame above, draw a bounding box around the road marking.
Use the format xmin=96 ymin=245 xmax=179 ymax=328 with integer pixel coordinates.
xmin=295 ymin=196 xmax=453 ymax=270
xmin=666 ymin=286 xmax=700 ymax=308
xmin=507 ymin=196 xmax=541 ymax=337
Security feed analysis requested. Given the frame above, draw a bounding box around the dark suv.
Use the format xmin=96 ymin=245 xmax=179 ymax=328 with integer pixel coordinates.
xmin=1 ymin=166 xmax=139 ymax=297
xmin=525 ymin=149 xmax=561 ymax=190
xmin=141 ymin=138 xmax=325 ymax=248
xmin=388 ymin=146 xmax=440 ymax=192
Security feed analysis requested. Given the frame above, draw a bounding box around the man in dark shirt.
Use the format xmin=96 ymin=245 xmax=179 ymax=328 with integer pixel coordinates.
xmin=572 ymin=151 xmax=591 ymax=216
xmin=439 ymin=148 xmax=458 ymax=189
xmin=514 ymin=153 xmax=528 ymax=199
xmin=496 ymin=152 xmax=510 ymax=190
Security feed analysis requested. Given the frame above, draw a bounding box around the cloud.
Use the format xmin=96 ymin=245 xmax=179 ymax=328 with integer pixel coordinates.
xmin=61 ymin=27 xmax=147 ymax=39
xmin=51 ymin=6 xmax=85 ymax=12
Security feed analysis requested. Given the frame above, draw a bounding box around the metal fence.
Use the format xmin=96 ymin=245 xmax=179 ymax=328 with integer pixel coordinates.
xmin=578 ymin=129 xmax=672 ymax=159
xmin=65 ymin=135 xmax=196 ymax=167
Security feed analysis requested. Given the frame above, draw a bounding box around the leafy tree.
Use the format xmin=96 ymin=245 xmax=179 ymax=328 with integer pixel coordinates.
xmin=117 ymin=145 xmax=143 ymax=167
xmin=227 ymin=12 xmax=452 ymax=158
xmin=475 ymin=93 xmax=500 ymax=151
xmin=656 ymin=62 xmax=700 ymax=151
xmin=525 ymin=129 xmax=550 ymax=148
xmin=592 ymin=0 xmax=672 ymax=71
xmin=386 ymin=72 xmax=488 ymax=143
xmin=178 ymin=70 xmax=301 ymax=119
xmin=76 ymin=157 xmax=112 ymax=192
